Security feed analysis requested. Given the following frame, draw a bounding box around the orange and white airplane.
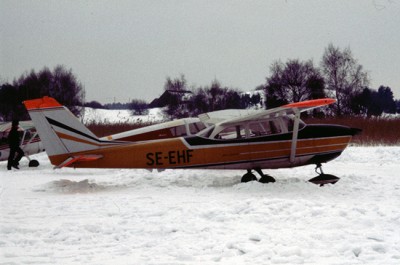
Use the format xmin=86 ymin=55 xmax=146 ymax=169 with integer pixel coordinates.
xmin=23 ymin=96 xmax=360 ymax=185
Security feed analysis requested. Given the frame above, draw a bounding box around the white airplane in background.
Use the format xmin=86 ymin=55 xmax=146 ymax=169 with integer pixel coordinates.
xmin=0 ymin=121 xmax=44 ymax=167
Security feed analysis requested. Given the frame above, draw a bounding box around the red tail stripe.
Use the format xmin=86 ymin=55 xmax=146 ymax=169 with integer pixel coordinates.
xmin=23 ymin=96 xmax=62 ymax=110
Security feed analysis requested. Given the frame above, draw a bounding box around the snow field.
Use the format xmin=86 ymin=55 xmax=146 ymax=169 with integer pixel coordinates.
xmin=1 ymin=146 xmax=400 ymax=264
xmin=82 ymin=108 xmax=165 ymax=125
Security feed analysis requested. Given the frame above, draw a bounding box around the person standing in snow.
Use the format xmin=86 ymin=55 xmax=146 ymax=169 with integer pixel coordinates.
xmin=7 ymin=120 xmax=24 ymax=170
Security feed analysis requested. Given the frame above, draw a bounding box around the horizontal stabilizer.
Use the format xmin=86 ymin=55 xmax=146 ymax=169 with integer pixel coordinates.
xmin=55 ymin=154 xmax=103 ymax=169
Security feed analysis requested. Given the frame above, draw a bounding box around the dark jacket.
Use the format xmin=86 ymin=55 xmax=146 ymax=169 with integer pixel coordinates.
xmin=8 ymin=127 xmax=20 ymax=148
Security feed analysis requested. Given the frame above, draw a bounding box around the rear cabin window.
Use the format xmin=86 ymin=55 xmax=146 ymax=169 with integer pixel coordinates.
xmin=170 ymin=125 xmax=187 ymax=137
xmin=249 ymin=122 xmax=270 ymax=136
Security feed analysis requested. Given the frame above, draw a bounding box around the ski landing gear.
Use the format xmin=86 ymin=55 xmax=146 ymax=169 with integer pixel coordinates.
xmin=241 ymin=168 xmax=276 ymax=183
xmin=241 ymin=169 xmax=257 ymax=183
xmin=308 ymin=163 xmax=340 ymax=186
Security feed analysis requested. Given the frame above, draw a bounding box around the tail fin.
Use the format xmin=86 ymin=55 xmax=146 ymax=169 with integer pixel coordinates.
xmin=23 ymin=97 xmax=119 ymax=157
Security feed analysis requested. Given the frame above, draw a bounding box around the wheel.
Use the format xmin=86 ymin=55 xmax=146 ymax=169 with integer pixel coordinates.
xmin=259 ymin=175 xmax=276 ymax=183
xmin=29 ymin=160 xmax=40 ymax=167
xmin=241 ymin=172 xmax=257 ymax=183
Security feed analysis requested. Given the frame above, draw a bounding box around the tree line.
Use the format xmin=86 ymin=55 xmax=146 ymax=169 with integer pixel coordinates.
xmin=159 ymin=75 xmax=263 ymax=119
xmin=159 ymin=44 xmax=399 ymax=119
xmin=0 ymin=65 xmax=85 ymax=121
xmin=1 ymin=43 xmax=399 ymax=122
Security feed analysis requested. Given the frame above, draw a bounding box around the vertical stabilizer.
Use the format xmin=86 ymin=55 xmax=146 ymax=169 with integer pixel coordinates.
xmin=23 ymin=97 xmax=115 ymax=157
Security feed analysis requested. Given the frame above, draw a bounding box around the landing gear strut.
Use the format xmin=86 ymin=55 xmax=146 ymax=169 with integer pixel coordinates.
xmin=241 ymin=168 xmax=276 ymax=183
xmin=308 ymin=163 xmax=340 ymax=186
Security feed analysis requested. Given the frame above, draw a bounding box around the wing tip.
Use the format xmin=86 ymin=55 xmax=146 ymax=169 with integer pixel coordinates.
xmin=284 ymin=98 xmax=336 ymax=108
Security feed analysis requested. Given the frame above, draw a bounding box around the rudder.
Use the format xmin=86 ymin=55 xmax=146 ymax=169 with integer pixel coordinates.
xmin=23 ymin=97 xmax=117 ymax=157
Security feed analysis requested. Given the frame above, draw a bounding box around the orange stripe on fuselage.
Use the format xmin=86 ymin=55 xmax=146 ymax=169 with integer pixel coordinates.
xmin=48 ymin=135 xmax=352 ymax=169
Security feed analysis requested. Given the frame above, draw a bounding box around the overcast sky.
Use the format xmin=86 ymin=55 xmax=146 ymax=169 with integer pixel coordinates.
xmin=1 ymin=0 xmax=399 ymax=103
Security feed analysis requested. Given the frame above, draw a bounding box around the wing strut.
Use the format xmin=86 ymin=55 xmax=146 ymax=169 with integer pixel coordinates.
xmin=290 ymin=109 xmax=301 ymax=164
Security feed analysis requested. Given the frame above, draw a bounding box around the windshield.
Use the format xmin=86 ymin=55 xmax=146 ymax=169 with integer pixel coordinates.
xmin=282 ymin=115 xmax=305 ymax=132
xmin=197 ymin=125 xmax=214 ymax=138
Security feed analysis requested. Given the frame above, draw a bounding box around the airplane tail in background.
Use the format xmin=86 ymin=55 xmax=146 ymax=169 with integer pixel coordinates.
xmin=23 ymin=97 xmax=122 ymax=159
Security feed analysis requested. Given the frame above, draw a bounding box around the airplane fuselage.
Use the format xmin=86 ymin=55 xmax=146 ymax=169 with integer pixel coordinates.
xmin=48 ymin=124 xmax=357 ymax=170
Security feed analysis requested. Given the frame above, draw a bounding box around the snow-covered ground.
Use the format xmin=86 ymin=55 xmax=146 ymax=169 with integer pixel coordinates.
xmin=82 ymin=108 xmax=165 ymax=124
xmin=1 ymin=146 xmax=399 ymax=264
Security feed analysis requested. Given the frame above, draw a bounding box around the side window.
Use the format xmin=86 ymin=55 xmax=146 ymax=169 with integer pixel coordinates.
xmin=249 ymin=121 xmax=281 ymax=137
xmin=170 ymin=125 xmax=187 ymax=137
xmin=269 ymin=120 xmax=282 ymax=134
xmin=260 ymin=121 xmax=272 ymax=135
xmin=249 ymin=122 xmax=265 ymax=137
xmin=24 ymin=130 xmax=31 ymax=139
xmin=283 ymin=117 xmax=294 ymax=132
xmin=189 ymin=122 xmax=206 ymax=135
xmin=215 ymin=125 xmax=246 ymax=140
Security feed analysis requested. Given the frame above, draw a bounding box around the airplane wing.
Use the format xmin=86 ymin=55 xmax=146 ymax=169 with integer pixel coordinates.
xmin=198 ymin=109 xmax=259 ymax=125
xmin=0 ymin=122 xmax=13 ymax=133
xmin=283 ymin=98 xmax=336 ymax=113
xmin=0 ymin=121 xmax=35 ymax=133
xmin=217 ymin=98 xmax=336 ymax=126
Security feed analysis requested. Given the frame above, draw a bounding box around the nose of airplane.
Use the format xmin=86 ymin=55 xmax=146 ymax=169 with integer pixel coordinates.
xmin=300 ymin=124 xmax=362 ymax=138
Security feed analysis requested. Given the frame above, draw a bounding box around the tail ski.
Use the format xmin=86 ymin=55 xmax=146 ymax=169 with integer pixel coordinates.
xmin=23 ymin=97 xmax=122 ymax=167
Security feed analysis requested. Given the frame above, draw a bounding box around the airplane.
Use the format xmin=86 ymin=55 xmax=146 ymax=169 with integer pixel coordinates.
xmin=0 ymin=121 xmax=44 ymax=167
xmin=23 ymin=96 xmax=360 ymax=185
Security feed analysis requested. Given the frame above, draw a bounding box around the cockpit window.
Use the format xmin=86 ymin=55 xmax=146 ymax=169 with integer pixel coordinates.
xmin=215 ymin=125 xmax=246 ymax=140
xmin=282 ymin=116 xmax=305 ymax=132
xmin=197 ymin=125 xmax=214 ymax=138
xmin=248 ymin=120 xmax=281 ymax=137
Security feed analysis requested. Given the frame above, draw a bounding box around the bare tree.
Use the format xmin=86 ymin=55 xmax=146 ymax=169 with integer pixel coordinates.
xmin=164 ymin=74 xmax=187 ymax=92
xmin=161 ymin=74 xmax=189 ymax=118
xmin=320 ymin=44 xmax=369 ymax=116
xmin=129 ymin=99 xmax=149 ymax=115
xmin=50 ymin=65 xmax=85 ymax=116
xmin=266 ymin=59 xmax=324 ymax=108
